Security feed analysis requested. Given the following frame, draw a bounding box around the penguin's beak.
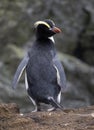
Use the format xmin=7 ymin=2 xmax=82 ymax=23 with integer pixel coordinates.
xmin=52 ymin=27 xmax=61 ymax=33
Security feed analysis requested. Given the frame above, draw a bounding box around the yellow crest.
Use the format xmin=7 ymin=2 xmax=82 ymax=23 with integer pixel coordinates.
xmin=34 ymin=21 xmax=50 ymax=29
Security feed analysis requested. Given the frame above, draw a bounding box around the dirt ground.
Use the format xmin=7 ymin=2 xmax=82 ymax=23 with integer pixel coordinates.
xmin=0 ymin=103 xmax=94 ymax=130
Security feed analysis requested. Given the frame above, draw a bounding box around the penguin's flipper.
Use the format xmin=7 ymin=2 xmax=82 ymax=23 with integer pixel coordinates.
xmin=53 ymin=54 xmax=66 ymax=91
xmin=12 ymin=54 xmax=29 ymax=89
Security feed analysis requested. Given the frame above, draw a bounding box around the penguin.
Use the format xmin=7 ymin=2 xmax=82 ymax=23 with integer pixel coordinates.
xmin=12 ymin=19 xmax=66 ymax=112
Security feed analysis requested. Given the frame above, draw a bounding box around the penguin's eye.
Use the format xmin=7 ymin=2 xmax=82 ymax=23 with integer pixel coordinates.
xmin=49 ymin=28 xmax=52 ymax=31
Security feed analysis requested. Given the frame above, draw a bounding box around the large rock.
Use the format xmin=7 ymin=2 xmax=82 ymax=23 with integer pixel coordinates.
xmin=59 ymin=53 xmax=94 ymax=108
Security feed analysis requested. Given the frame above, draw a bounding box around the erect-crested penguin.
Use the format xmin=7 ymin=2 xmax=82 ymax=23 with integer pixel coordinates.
xmin=12 ymin=19 xmax=66 ymax=112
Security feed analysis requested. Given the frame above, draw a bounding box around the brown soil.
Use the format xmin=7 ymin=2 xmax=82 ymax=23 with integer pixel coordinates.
xmin=0 ymin=103 xmax=94 ymax=130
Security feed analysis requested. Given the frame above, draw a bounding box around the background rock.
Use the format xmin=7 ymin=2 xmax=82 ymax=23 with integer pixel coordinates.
xmin=0 ymin=0 xmax=94 ymax=112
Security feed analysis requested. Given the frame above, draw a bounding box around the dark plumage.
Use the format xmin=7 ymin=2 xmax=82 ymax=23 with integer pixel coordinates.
xmin=12 ymin=19 xmax=66 ymax=112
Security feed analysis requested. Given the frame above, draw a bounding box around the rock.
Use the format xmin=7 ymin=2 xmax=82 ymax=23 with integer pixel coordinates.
xmin=0 ymin=0 xmax=94 ymax=65
xmin=0 ymin=103 xmax=94 ymax=130
xmin=0 ymin=103 xmax=19 ymax=116
xmin=59 ymin=53 xmax=94 ymax=108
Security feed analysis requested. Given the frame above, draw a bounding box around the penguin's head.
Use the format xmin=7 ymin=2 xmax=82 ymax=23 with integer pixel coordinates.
xmin=34 ymin=19 xmax=61 ymax=39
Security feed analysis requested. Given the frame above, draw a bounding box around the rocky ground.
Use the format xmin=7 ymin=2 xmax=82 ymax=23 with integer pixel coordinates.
xmin=0 ymin=103 xmax=94 ymax=130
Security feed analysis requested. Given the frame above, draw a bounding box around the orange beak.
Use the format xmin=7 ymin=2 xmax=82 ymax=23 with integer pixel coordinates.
xmin=52 ymin=27 xmax=61 ymax=33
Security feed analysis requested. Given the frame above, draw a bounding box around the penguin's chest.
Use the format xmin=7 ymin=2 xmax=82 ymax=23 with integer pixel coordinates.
xmin=26 ymin=44 xmax=61 ymax=102
xmin=26 ymin=50 xmax=59 ymax=99
xmin=26 ymin=51 xmax=56 ymax=83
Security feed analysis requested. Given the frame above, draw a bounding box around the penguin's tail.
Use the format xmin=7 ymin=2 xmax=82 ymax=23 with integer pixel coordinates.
xmin=48 ymin=97 xmax=63 ymax=110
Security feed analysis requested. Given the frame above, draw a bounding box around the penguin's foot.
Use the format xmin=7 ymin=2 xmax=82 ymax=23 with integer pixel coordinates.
xmin=32 ymin=107 xmax=38 ymax=112
xmin=32 ymin=103 xmax=41 ymax=112
xmin=47 ymin=107 xmax=56 ymax=112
